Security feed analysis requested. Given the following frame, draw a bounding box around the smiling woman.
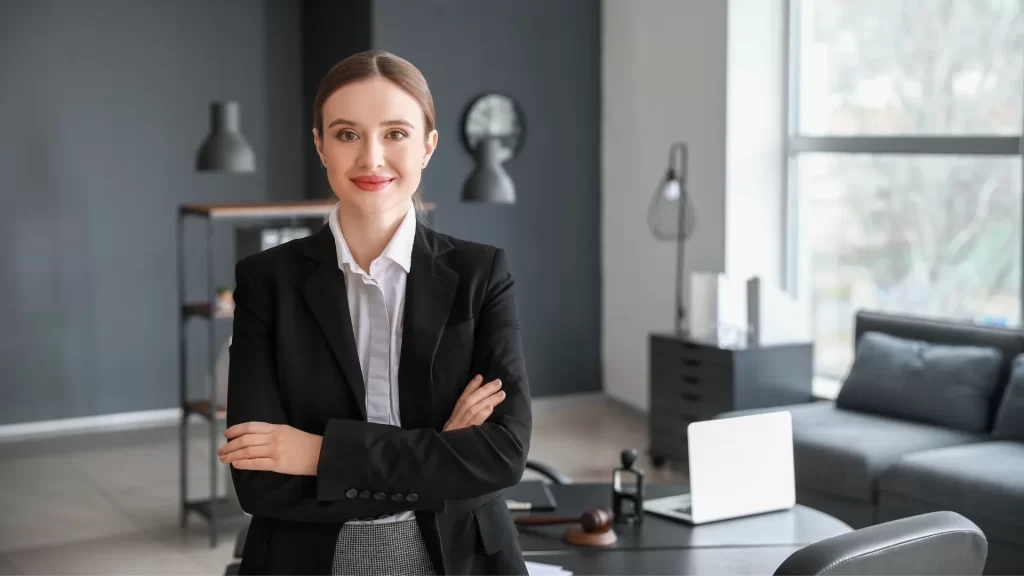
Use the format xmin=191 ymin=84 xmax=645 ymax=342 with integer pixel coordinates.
xmin=220 ymin=50 xmax=532 ymax=576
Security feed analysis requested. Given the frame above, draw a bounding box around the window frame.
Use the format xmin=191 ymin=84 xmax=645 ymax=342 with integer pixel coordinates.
xmin=783 ymin=0 xmax=1024 ymax=380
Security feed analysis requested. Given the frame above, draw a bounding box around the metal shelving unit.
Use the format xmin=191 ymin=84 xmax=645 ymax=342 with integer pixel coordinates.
xmin=176 ymin=200 xmax=337 ymax=547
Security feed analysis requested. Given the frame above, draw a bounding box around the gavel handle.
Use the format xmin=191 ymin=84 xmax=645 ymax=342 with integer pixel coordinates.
xmin=513 ymin=515 xmax=579 ymax=526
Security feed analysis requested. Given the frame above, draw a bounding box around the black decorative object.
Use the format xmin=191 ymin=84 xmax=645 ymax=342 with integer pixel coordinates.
xmin=460 ymin=93 xmax=524 ymax=203
xmin=196 ymin=101 xmax=256 ymax=173
xmin=611 ymin=448 xmax=644 ymax=525
xmin=648 ymin=142 xmax=697 ymax=336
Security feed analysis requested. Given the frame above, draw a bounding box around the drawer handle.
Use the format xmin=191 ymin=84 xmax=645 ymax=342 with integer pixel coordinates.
xmin=680 ymin=392 xmax=701 ymax=402
xmin=681 ymin=376 xmax=700 ymax=386
xmin=681 ymin=359 xmax=701 ymax=368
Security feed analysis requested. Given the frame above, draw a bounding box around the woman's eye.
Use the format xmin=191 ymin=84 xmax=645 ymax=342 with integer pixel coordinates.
xmin=386 ymin=130 xmax=408 ymax=141
xmin=337 ymin=131 xmax=358 ymax=141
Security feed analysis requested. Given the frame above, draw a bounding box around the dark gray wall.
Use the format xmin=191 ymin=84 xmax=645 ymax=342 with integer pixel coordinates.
xmin=371 ymin=0 xmax=603 ymax=397
xmin=0 ymin=0 xmax=305 ymax=425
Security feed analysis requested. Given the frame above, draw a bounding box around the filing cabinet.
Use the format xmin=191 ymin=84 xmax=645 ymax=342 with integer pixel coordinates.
xmin=648 ymin=333 xmax=814 ymax=469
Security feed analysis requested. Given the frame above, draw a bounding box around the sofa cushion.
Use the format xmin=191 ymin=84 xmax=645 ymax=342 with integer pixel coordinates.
xmin=878 ymin=442 xmax=1024 ymax=546
xmin=836 ymin=331 xmax=1003 ymax=433
xmin=993 ymin=355 xmax=1024 ymax=442
xmin=716 ymin=402 xmax=982 ymax=503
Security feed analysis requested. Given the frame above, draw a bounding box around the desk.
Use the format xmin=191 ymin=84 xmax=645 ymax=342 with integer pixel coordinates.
xmin=515 ymin=484 xmax=851 ymax=575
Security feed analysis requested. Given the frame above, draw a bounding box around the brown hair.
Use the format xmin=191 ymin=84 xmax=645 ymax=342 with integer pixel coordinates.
xmin=313 ymin=50 xmax=434 ymax=218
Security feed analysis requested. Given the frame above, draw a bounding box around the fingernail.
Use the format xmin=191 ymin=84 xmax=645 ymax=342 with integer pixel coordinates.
xmin=496 ymin=380 xmax=502 ymax=388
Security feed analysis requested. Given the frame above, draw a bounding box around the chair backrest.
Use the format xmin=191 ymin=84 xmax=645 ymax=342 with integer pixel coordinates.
xmin=855 ymin=310 xmax=1024 ymax=426
xmin=774 ymin=511 xmax=987 ymax=576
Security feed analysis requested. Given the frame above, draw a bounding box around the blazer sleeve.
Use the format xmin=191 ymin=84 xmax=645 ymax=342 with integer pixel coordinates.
xmin=226 ymin=258 xmax=445 ymax=523
xmin=316 ymin=248 xmax=532 ymax=504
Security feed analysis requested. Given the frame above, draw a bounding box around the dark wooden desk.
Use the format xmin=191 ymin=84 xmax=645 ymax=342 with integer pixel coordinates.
xmin=515 ymin=484 xmax=851 ymax=575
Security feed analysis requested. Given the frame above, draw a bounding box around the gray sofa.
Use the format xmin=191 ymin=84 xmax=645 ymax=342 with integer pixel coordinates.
xmin=719 ymin=310 xmax=1024 ymax=575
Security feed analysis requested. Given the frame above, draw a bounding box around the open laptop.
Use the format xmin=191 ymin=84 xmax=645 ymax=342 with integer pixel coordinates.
xmin=643 ymin=410 xmax=795 ymax=524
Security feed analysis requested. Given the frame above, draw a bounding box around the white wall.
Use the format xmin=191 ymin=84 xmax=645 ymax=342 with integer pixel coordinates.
xmin=602 ymin=0 xmax=728 ymax=412
xmin=602 ymin=0 xmax=787 ymax=412
xmin=725 ymin=0 xmax=787 ymax=287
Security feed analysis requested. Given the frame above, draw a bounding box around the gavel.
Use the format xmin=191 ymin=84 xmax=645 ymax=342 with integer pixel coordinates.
xmin=513 ymin=507 xmax=618 ymax=546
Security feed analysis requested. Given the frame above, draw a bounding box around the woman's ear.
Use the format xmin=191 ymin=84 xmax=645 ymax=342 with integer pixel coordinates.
xmin=422 ymin=129 xmax=439 ymax=168
xmin=312 ymin=128 xmax=326 ymax=167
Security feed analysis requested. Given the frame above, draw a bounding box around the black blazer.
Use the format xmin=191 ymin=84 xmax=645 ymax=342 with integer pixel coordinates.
xmin=226 ymin=221 xmax=532 ymax=575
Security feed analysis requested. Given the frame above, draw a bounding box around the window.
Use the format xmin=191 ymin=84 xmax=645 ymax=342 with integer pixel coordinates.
xmin=787 ymin=0 xmax=1024 ymax=380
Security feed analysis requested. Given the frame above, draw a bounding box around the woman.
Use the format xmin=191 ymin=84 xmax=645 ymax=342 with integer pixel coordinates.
xmin=217 ymin=50 xmax=532 ymax=576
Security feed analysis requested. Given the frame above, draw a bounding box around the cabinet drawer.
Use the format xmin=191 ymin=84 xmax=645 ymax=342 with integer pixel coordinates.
xmin=650 ymin=362 xmax=733 ymax=409
xmin=651 ymin=336 xmax=733 ymax=368
xmin=652 ymin=347 xmax=734 ymax=386
xmin=651 ymin=385 xmax=731 ymax=419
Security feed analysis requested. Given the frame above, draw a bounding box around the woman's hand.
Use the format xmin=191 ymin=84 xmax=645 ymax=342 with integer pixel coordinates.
xmin=218 ymin=422 xmax=323 ymax=476
xmin=443 ymin=374 xmax=506 ymax=431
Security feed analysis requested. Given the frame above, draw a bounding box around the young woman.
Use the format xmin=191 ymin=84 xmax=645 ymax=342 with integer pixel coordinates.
xmin=217 ymin=50 xmax=532 ymax=575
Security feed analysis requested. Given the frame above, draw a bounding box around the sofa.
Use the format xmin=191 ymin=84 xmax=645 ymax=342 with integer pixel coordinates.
xmin=718 ymin=310 xmax=1024 ymax=574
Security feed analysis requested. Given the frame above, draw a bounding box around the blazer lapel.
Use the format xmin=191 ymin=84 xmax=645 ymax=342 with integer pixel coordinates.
xmin=399 ymin=223 xmax=457 ymax=430
xmin=301 ymin=226 xmax=367 ymax=420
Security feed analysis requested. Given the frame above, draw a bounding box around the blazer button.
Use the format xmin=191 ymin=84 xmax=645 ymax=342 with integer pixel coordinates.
xmin=406 ymin=493 xmax=419 ymax=503
xmin=391 ymin=493 xmax=404 ymax=502
xmin=359 ymin=490 xmax=371 ymax=499
xmin=345 ymin=489 xmax=358 ymax=499
xmin=374 ymin=492 xmax=386 ymax=500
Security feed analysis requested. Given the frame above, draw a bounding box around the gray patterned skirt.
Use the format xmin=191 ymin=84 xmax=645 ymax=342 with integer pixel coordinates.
xmin=332 ymin=518 xmax=436 ymax=576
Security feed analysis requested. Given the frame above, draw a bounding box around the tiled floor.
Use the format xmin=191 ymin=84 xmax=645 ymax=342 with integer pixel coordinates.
xmin=0 ymin=393 xmax=684 ymax=575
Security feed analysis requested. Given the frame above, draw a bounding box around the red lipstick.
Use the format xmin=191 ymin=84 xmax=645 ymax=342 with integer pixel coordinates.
xmin=351 ymin=175 xmax=395 ymax=192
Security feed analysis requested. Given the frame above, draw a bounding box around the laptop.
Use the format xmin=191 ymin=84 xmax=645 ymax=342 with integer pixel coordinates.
xmin=643 ymin=410 xmax=795 ymax=524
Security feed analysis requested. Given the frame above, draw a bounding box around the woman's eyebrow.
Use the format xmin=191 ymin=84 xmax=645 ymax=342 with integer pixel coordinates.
xmin=327 ymin=118 xmax=357 ymax=129
xmin=327 ymin=118 xmax=415 ymax=129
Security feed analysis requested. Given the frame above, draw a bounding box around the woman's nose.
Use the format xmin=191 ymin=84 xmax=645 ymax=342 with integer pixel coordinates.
xmin=358 ymin=138 xmax=385 ymax=169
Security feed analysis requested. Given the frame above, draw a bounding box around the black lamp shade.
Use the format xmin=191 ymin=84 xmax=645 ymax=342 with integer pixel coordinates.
xmin=462 ymin=137 xmax=515 ymax=203
xmin=196 ymin=101 xmax=256 ymax=173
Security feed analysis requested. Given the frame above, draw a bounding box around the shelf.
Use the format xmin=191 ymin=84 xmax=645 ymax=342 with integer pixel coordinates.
xmin=186 ymin=400 xmax=227 ymax=420
xmin=183 ymin=302 xmax=233 ymax=320
xmin=179 ymin=199 xmax=435 ymax=220
xmin=185 ymin=497 xmax=248 ymax=524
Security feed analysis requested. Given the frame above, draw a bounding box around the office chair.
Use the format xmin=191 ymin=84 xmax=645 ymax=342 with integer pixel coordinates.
xmin=524 ymin=459 xmax=574 ymax=485
xmin=774 ymin=511 xmax=987 ymax=576
xmin=222 ymin=460 xmax=568 ymax=574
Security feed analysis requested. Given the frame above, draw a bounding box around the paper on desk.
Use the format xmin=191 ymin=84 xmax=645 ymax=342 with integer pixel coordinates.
xmin=525 ymin=560 xmax=572 ymax=576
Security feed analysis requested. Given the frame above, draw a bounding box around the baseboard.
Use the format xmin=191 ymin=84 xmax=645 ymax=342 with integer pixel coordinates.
xmin=0 ymin=408 xmax=183 ymax=443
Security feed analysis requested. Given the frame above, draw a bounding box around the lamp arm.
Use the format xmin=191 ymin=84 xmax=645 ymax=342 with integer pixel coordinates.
xmin=669 ymin=142 xmax=688 ymax=183
xmin=675 ymin=202 xmax=687 ymax=337
xmin=671 ymin=141 xmax=689 ymax=337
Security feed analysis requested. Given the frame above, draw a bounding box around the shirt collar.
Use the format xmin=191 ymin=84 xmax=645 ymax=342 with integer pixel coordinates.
xmin=328 ymin=202 xmax=417 ymax=274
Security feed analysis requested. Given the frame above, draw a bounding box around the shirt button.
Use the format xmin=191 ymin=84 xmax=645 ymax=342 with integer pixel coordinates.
xmin=391 ymin=493 xmax=404 ymax=502
xmin=359 ymin=490 xmax=371 ymax=499
xmin=374 ymin=492 xmax=386 ymax=500
xmin=406 ymin=493 xmax=419 ymax=503
xmin=345 ymin=489 xmax=358 ymax=499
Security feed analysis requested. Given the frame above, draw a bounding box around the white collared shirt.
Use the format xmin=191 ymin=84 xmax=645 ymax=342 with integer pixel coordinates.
xmin=328 ymin=202 xmax=417 ymax=524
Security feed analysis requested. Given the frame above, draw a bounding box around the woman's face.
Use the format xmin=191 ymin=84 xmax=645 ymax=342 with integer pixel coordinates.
xmin=313 ymin=77 xmax=438 ymax=216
